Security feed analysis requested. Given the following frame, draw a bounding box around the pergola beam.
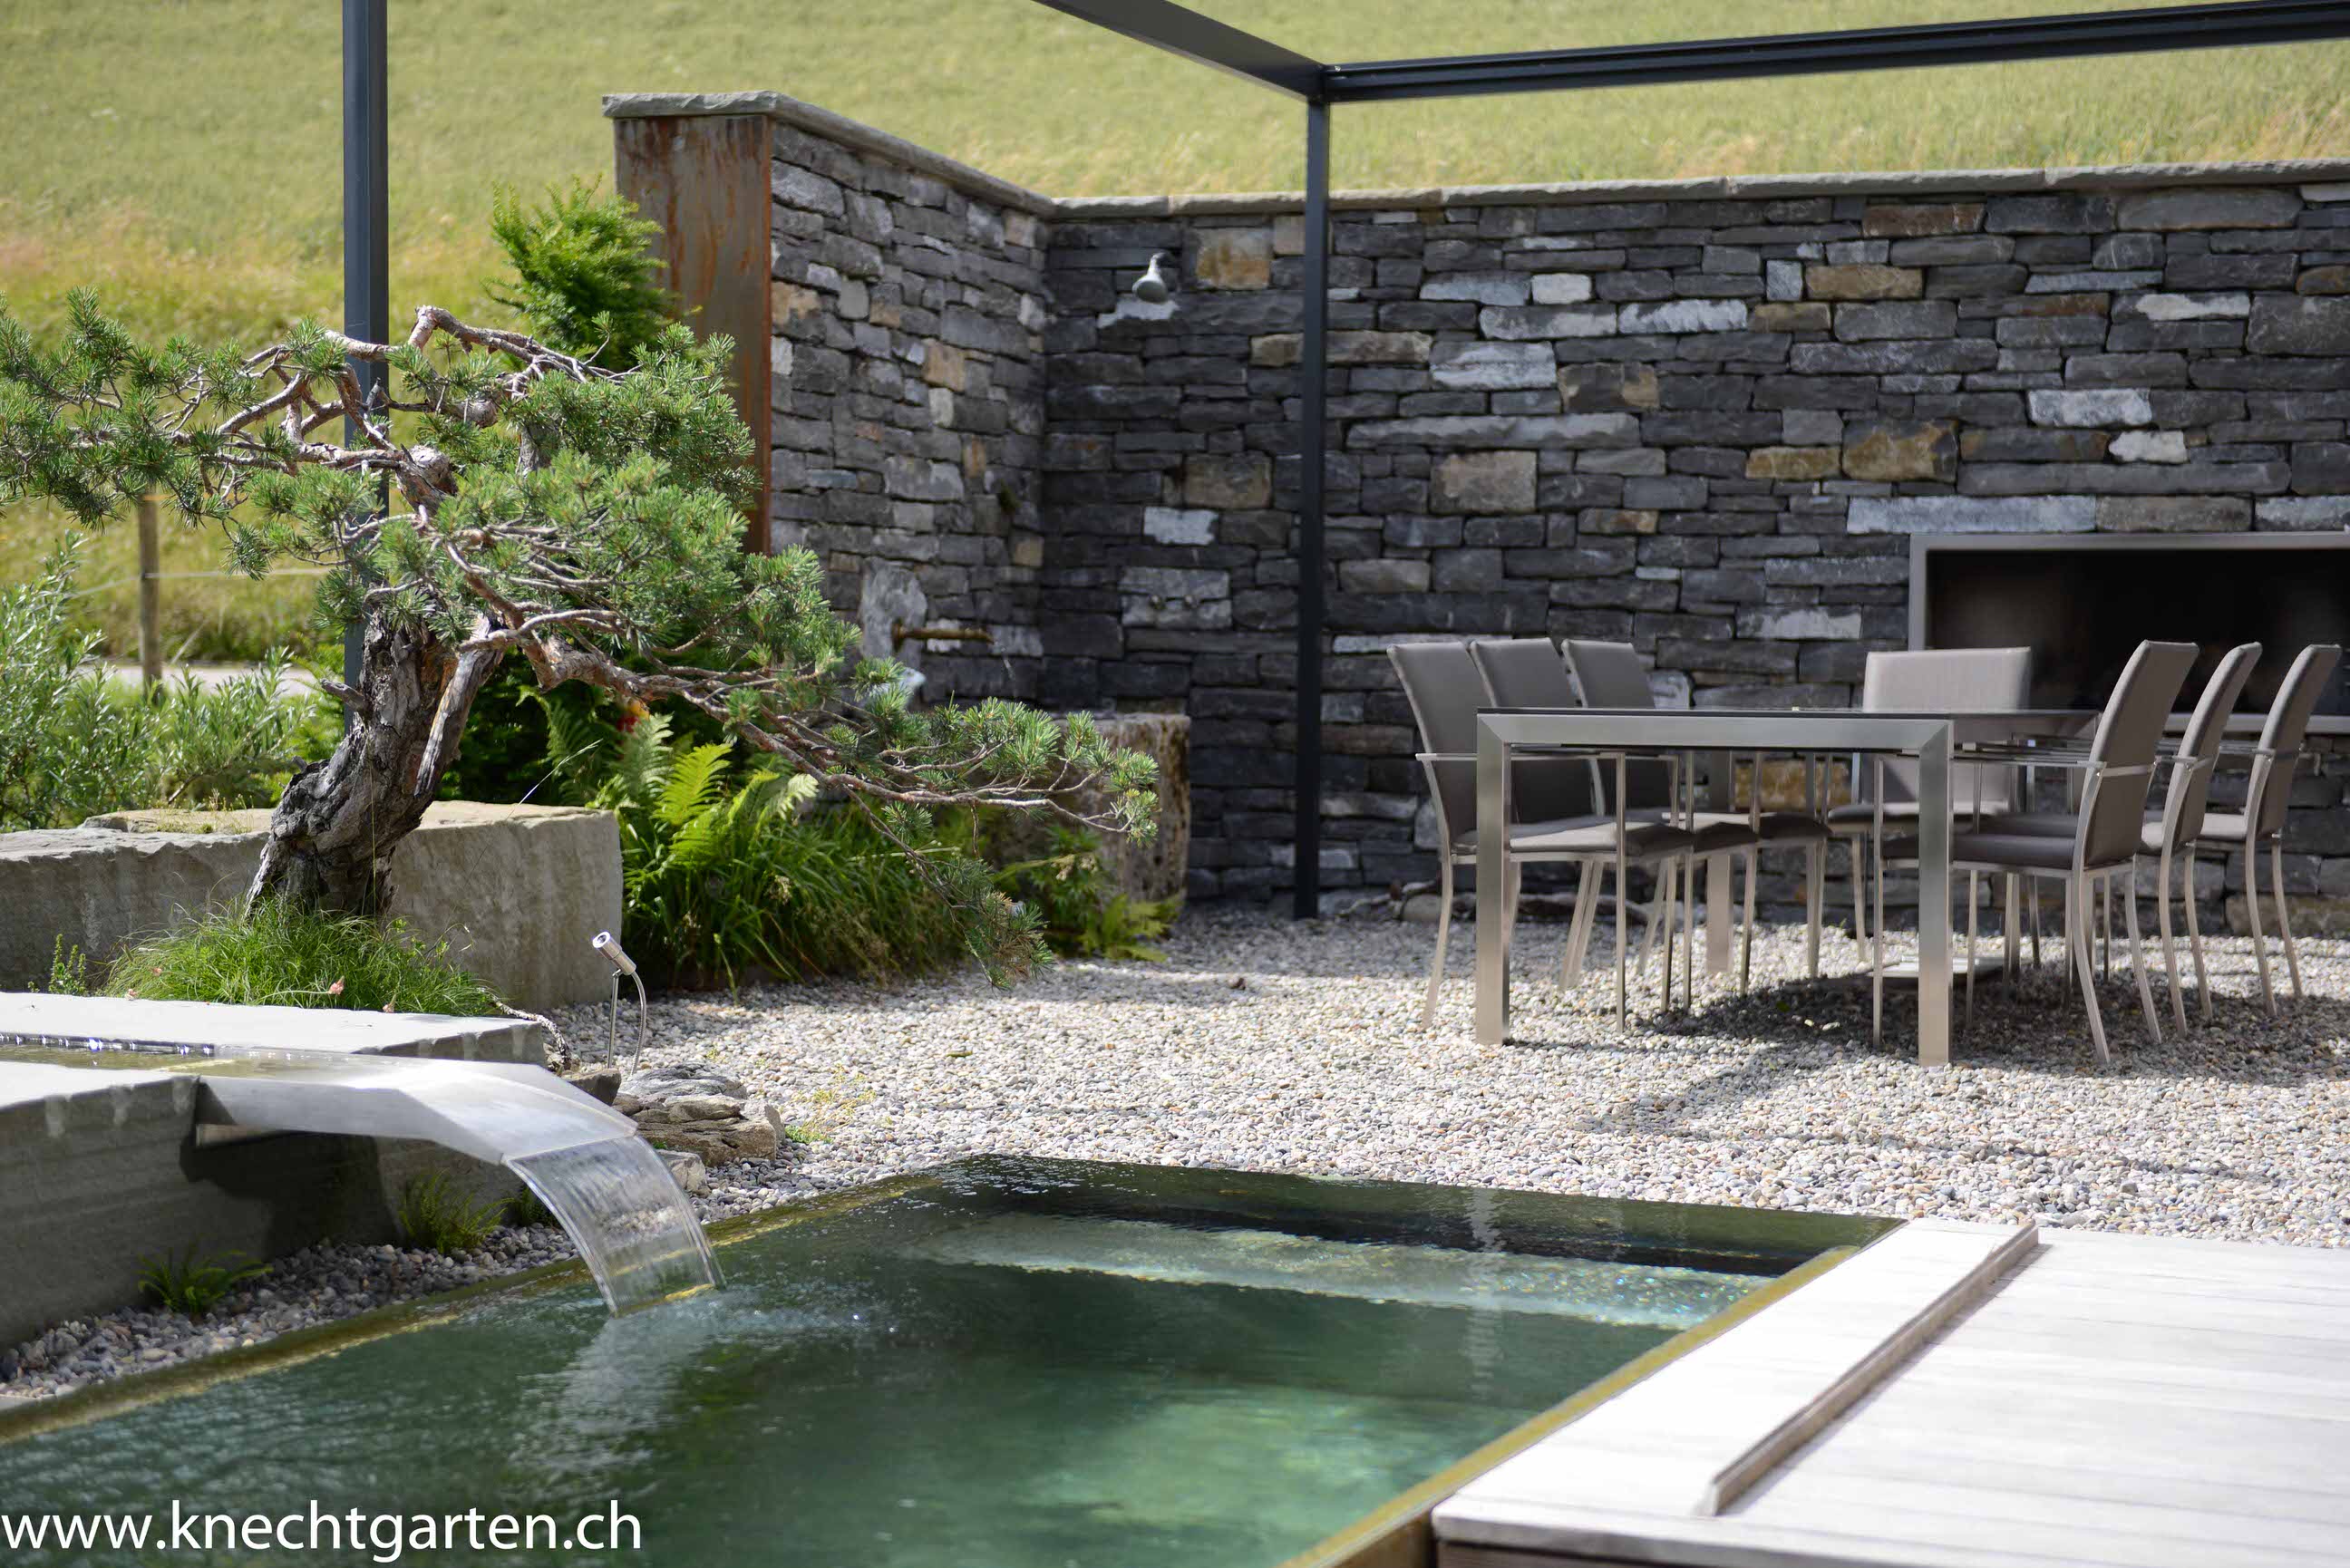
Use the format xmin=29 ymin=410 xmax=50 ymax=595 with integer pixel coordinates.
xmin=1324 ymin=0 xmax=2350 ymax=102
xmin=1026 ymin=0 xmax=1321 ymax=97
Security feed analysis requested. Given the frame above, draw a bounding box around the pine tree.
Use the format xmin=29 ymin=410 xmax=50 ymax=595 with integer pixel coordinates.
xmin=0 ymin=266 xmax=1151 ymax=977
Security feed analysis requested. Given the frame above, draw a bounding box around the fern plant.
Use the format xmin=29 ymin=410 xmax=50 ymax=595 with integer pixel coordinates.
xmin=396 ymin=1173 xmax=508 ymax=1256
xmin=551 ymin=711 xmax=1007 ymax=986
xmin=137 ymin=1247 xmax=266 ymax=1319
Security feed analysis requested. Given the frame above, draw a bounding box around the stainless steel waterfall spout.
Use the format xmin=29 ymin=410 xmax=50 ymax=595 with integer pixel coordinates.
xmin=594 ymin=931 xmax=648 ymax=1075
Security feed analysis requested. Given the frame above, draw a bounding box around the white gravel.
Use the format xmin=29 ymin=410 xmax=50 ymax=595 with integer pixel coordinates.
xmin=6 ymin=905 xmax=2344 ymax=1403
xmin=599 ymin=905 xmax=2350 ymax=1246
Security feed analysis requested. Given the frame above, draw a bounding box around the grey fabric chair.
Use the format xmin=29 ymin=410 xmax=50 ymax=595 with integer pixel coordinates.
xmin=1558 ymin=640 xmax=1782 ymax=992
xmin=1829 ymin=648 xmax=2034 ymax=951
xmin=1390 ymin=641 xmax=1699 ymax=1029
xmin=2189 ymin=644 xmax=2343 ymax=1015
xmin=1981 ymin=643 xmax=2261 ymax=1031
xmin=1882 ymin=640 xmax=2198 ymax=1067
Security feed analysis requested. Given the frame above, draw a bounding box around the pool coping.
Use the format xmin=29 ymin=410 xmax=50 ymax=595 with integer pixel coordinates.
xmin=1273 ymin=1234 xmax=1878 ymax=1568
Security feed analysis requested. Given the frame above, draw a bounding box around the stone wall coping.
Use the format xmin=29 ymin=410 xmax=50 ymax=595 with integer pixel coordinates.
xmin=603 ymin=90 xmax=1058 ymax=217
xmin=605 ymin=92 xmax=2350 ymax=219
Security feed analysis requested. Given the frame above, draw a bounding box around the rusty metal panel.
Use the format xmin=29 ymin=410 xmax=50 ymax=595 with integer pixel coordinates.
xmin=614 ymin=113 xmax=772 ymax=554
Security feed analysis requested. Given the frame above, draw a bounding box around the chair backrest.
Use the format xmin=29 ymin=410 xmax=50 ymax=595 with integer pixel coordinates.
xmin=1559 ymin=639 xmax=1672 ymax=812
xmin=1860 ymin=648 xmax=2034 ymax=812
xmin=2169 ymin=643 xmax=2261 ymax=845
xmin=2251 ymin=644 xmax=2345 ymax=837
xmin=2080 ymin=640 xmax=2199 ymax=866
xmin=1388 ymin=641 xmax=1490 ymax=847
xmin=1470 ymin=638 xmax=1598 ymax=820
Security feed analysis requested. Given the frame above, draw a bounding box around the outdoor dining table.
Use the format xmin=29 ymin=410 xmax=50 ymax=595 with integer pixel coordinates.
xmin=1471 ymin=706 xmax=2099 ymax=1066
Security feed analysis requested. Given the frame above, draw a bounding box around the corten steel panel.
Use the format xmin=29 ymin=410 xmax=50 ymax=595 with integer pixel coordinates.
xmin=615 ymin=113 xmax=773 ymax=554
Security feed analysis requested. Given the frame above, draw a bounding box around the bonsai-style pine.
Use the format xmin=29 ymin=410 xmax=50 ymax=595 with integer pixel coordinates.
xmin=0 ymin=263 xmax=1151 ymax=978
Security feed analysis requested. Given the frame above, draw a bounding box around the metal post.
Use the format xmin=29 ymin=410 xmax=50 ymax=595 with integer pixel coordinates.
xmin=1289 ymin=97 xmax=1330 ymax=920
xmin=134 ymin=497 xmax=161 ymax=690
xmin=341 ymin=0 xmax=389 ymax=702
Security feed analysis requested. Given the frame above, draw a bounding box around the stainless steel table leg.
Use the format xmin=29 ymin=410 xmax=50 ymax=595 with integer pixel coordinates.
xmin=1706 ymin=853 xmax=1733 ymax=976
xmin=1916 ymin=731 xmax=1952 ymax=1068
xmin=1474 ymin=721 xmax=1510 ymax=1045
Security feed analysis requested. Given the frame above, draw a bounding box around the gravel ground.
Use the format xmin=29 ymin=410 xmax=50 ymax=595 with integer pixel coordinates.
xmin=7 ymin=904 xmax=2345 ymax=1401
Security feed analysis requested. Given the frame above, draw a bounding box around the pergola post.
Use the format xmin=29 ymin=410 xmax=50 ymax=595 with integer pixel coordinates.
xmin=340 ymin=0 xmax=388 ymax=699
xmin=1291 ymin=98 xmax=1331 ymax=920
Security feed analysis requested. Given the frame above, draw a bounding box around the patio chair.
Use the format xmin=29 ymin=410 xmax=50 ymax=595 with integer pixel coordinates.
xmin=1389 ymin=640 xmax=1699 ymax=1029
xmin=1880 ymin=640 xmax=2197 ymax=1067
xmin=2185 ymin=644 xmax=2343 ymax=1016
xmin=1557 ymin=640 xmax=1782 ymax=992
xmin=1978 ymin=643 xmax=2261 ymax=1031
xmin=1828 ymin=648 xmax=2033 ymax=951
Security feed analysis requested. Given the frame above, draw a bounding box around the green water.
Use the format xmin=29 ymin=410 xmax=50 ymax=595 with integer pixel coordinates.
xmin=0 ymin=1158 xmax=1891 ymax=1567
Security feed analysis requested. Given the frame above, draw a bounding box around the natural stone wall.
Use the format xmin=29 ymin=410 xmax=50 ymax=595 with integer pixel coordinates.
xmin=754 ymin=99 xmax=1054 ymax=700
xmin=1040 ymin=173 xmax=2350 ymax=911
xmin=608 ymin=93 xmax=2350 ymax=916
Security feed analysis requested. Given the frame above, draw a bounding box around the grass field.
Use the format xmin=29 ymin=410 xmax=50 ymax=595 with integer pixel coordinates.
xmin=4 ymin=0 xmax=2346 ymax=653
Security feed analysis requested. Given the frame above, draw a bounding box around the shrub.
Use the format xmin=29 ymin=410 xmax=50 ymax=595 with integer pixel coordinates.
xmin=0 ymin=538 xmax=331 ymax=830
xmin=557 ymin=711 xmax=988 ymax=987
xmin=136 ymin=1247 xmax=265 ymax=1319
xmin=396 ymin=1173 xmax=507 ymax=1256
xmin=105 ymin=899 xmax=506 ymax=1015
xmin=486 ymin=180 xmax=671 ymax=369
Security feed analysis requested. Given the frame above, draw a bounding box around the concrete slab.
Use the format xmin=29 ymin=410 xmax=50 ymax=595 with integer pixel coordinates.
xmin=0 ymin=802 xmax=622 ymax=1010
xmin=0 ymin=995 xmax=545 ymax=1348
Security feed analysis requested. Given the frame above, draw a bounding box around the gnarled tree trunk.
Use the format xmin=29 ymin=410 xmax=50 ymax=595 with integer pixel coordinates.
xmin=247 ymin=617 xmax=500 ymax=917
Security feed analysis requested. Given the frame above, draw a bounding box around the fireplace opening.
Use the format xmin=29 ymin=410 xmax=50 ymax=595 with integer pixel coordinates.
xmin=1911 ymin=534 xmax=2350 ymax=729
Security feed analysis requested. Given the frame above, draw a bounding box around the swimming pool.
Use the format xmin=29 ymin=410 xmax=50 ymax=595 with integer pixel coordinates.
xmin=0 ymin=1157 xmax=1893 ymax=1567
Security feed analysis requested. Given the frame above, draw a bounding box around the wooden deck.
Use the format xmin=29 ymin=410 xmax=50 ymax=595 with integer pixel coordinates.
xmin=1433 ymin=1222 xmax=2350 ymax=1568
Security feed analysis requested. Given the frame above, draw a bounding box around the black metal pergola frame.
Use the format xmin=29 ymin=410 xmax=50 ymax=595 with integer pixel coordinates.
xmin=336 ymin=1 xmax=2350 ymax=909
xmin=1026 ymin=0 xmax=2350 ymax=917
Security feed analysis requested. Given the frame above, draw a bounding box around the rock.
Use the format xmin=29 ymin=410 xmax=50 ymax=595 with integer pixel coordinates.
xmin=2115 ymin=187 xmax=2301 ymax=231
xmin=1843 ymin=420 xmax=1957 ymax=482
xmin=1752 ymin=302 xmax=1831 ymax=333
xmin=657 ymin=1148 xmax=708 ymax=1195
xmin=2299 ymin=267 xmax=2350 ymax=296
xmin=2028 ymin=389 xmax=2153 ymax=428
xmin=1431 ymin=341 xmax=1557 ymax=391
xmin=1251 ymin=332 xmax=1432 ymax=367
xmin=2094 ymin=496 xmax=2248 ymax=533
xmin=1618 ymin=299 xmax=1747 ymax=334
xmin=1181 ymin=452 xmax=1271 ymax=508
xmin=1432 ymin=451 xmax=1538 ymax=514
xmin=2247 ymin=296 xmax=2350 ymax=356
xmin=1848 ymin=495 xmax=2097 ymax=534
xmin=2291 ymin=442 xmax=2350 ymax=494
xmin=1804 ymin=264 xmax=1922 ymax=301
xmin=563 ymin=1067 xmax=622 ymax=1106
xmin=620 ymin=1065 xmax=750 ymax=1103
xmin=1529 ymin=272 xmax=1594 ymax=305
xmin=2108 ymin=431 xmax=2190 ymax=465
xmin=1745 ymin=447 xmax=1840 ymax=480
xmin=1193 ymin=227 xmax=1271 ymax=290
xmin=1862 ymin=202 xmax=1985 ymax=237
xmin=1558 ymin=363 xmax=1659 ymax=412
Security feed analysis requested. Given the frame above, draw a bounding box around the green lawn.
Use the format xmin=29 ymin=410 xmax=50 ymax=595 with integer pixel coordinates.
xmin=4 ymin=0 xmax=2346 ymax=653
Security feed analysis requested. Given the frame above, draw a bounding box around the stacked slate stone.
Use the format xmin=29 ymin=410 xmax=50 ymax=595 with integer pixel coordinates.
xmin=766 ymin=118 xmax=1054 ymax=700
xmin=1040 ymin=179 xmax=2350 ymax=910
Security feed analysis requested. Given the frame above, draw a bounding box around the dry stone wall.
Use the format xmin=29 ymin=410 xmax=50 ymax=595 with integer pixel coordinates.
xmin=1042 ymin=176 xmax=2350 ymax=910
xmin=607 ymin=94 xmax=2350 ymax=915
xmin=761 ymin=111 xmax=1054 ymax=700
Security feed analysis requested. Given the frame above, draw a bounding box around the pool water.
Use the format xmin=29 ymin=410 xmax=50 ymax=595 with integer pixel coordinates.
xmin=0 ymin=1158 xmax=1889 ymax=1567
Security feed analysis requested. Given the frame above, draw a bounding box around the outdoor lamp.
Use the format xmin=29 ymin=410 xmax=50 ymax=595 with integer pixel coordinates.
xmin=1132 ymin=251 xmax=1175 ymax=304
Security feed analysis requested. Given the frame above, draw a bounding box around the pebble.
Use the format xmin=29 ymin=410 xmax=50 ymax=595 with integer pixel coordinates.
xmin=5 ymin=907 xmax=2343 ymax=1405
